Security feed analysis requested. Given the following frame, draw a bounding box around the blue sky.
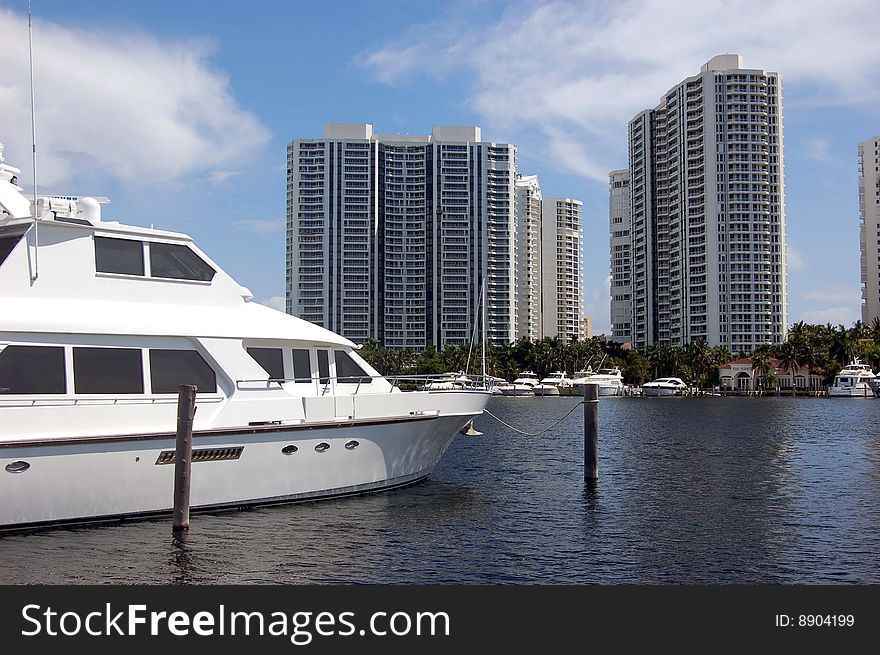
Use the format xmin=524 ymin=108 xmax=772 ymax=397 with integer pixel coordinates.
xmin=1 ymin=0 xmax=879 ymax=334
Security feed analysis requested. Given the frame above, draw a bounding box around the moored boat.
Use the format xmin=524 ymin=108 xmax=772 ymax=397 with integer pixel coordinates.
xmin=577 ymin=367 xmax=624 ymax=397
xmin=533 ymin=371 xmax=572 ymax=397
xmin=828 ymin=360 xmax=876 ymax=398
xmin=0 ymin=142 xmax=490 ymax=530
xmin=500 ymin=371 xmax=539 ymax=396
xmin=642 ymin=377 xmax=688 ymax=397
xmin=423 ymin=371 xmax=475 ymax=390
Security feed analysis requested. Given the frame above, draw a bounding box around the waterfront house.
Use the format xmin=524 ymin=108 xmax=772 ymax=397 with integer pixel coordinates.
xmin=718 ymin=357 xmax=824 ymax=392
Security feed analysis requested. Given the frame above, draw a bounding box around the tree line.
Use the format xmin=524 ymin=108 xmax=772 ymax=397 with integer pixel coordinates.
xmin=356 ymin=318 xmax=880 ymax=389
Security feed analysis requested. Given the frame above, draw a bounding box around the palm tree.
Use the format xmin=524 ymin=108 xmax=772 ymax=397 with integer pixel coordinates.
xmin=788 ymin=320 xmax=808 ymax=343
xmin=777 ymin=341 xmax=801 ymax=392
xmin=509 ymin=337 xmax=534 ymax=376
xmin=531 ymin=337 xmax=564 ymax=378
xmin=830 ymin=325 xmax=858 ymax=368
xmin=869 ymin=316 xmax=880 ymax=343
xmin=645 ymin=344 xmax=670 ymax=379
xmin=568 ymin=338 xmax=595 ymax=373
xmin=685 ymin=338 xmax=712 ymax=388
xmin=416 ymin=346 xmax=445 ymax=374
xmin=852 ymin=320 xmax=866 ymax=344
xmin=623 ymin=351 xmax=650 ymax=385
xmin=751 ymin=346 xmax=774 ymax=393
xmin=859 ymin=342 xmax=880 ymax=372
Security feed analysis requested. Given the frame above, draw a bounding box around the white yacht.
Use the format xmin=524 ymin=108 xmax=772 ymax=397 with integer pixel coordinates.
xmin=533 ymin=371 xmax=572 ymax=397
xmin=570 ymin=369 xmax=593 ymax=383
xmin=568 ymin=369 xmax=594 ymax=397
xmin=423 ymin=371 xmax=474 ymax=390
xmin=642 ymin=377 xmax=689 ymax=397
xmin=500 ymin=371 xmax=539 ymax=396
xmin=578 ymin=367 xmax=625 ymax=397
xmin=0 ymin=143 xmax=490 ymax=530
xmin=487 ymin=376 xmax=509 ymax=396
xmin=828 ymin=360 xmax=876 ymax=398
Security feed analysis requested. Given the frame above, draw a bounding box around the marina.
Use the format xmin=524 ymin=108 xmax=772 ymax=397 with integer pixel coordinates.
xmin=1 ymin=395 xmax=878 ymax=584
xmin=0 ymin=4 xmax=878 ymax=606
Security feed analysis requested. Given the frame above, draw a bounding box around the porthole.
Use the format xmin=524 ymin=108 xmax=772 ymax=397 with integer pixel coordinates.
xmin=345 ymin=440 xmax=359 ymax=450
xmin=282 ymin=445 xmax=298 ymax=456
xmin=314 ymin=442 xmax=330 ymax=453
xmin=5 ymin=461 xmax=30 ymax=474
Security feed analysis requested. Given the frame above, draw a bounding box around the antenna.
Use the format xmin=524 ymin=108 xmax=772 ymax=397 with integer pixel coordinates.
xmin=28 ymin=0 xmax=37 ymax=209
xmin=27 ymin=0 xmax=40 ymax=282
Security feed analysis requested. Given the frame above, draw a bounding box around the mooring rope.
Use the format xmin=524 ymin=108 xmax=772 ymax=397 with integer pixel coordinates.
xmin=481 ymin=401 xmax=585 ymax=436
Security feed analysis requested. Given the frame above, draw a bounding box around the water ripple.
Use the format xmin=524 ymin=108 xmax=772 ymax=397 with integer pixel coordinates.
xmin=1 ymin=397 xmax=879 ymax=584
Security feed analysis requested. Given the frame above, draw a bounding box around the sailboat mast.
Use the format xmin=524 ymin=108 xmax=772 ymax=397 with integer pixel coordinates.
xmin=481 ymin=278 xmax=487 ymax=385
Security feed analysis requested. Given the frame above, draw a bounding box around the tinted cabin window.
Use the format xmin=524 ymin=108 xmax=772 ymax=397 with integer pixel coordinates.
xmin=334 ymin=350 xmax=371 ymax=384
xmin=95 ymin=237 xmax=144 ymax=275
xmin=73 ymin=347 xmax=143 ymax=394
xmin=150 ymin=349 xmax=217 ymax=394
xmin=0 ymin=345 xmax=66 ymax=394
xmin=317 ymin=349 xmax=330 ymax=384
xmin=247 ymin=347 xmax=284 ymax=380
xmin=292 ymin=349 xmax=311 ymax=382
xmin=150 ymin=243 xmax=215 ymax=281
xmin=0 ymin=229 xmax=27 ymax=268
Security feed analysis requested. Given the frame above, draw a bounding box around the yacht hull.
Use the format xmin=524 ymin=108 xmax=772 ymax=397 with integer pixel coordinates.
xmin=597 ymin=385 xmax=622 ymax=397
xmin=532 ymin=385 xmax=560 ymax=397
xmin=642 ymin=387 xmax=679 ymax=397
xmin=828 ymin=384 xmax=873 ymax=398
xmin=576 ymin=383 xmax=622 ymax=397
xmin=500 ymin=386 xmax=534 ymax=397
xmin=0 ymin=392 xmax=488 ymax=530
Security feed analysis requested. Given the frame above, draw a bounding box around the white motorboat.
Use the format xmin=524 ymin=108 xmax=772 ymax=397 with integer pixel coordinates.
xmin=487 ymin=376 xmax=509 ymax=395
xmin=423 ymin=371 xmax=474 ymax=390
xmin=578 ymin=367 xmax=625 ymax=397
xmin=570 ymin=369 xmax=593 ymax=383
xmin=828 ymin=360 xmax=876 ymax=398
xmin=642 ymin=377 xmax=688 ymax=397
xmin=500 ymin=371 xmax=540 ymax=396
xmin=568 ymin=368 xmax=594 ymax=397
xmin=0 ymin=142 xmax=490 ymax=530
xmin=533 ymin=371 xmax=572 ymax=397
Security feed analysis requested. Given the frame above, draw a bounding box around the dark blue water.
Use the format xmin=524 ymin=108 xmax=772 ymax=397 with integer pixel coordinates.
xmin=2 ymin=397 xmax=879 ymax=584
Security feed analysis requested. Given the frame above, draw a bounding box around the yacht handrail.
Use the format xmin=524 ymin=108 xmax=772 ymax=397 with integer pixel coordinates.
xmin=235 ymin=373 xmax=496 ymax=396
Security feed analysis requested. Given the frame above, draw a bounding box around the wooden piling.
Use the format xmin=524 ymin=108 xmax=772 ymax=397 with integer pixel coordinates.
xmin=583 ymin=383 xmax=599 ymax=481
xmin=173 ymin=384 xmax=197 ymax=533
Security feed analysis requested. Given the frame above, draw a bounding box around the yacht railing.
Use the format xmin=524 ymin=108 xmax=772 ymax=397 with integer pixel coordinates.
xmin=234 ymin=373 xmax=496 ymax=397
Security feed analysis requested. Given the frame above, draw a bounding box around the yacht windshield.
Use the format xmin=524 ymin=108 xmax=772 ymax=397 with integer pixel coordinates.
xmin=0 ymin=227 xmax=28 ymax=269
xmin=150 ymin=243 xmax=215 ymax=281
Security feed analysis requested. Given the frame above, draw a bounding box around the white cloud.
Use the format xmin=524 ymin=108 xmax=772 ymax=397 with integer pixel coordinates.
xmin=359 ymin=0 xmax=880 ymax=182
xmin=801 ymin=284 xmax=861 ymax=305
xmin=259 ymin=296 xmax=286 ymax=312
xmin=798 ymin=286 xmax=861 ymax=326
xmin=234 ymin=219 xmax=284 ymax=234
xmin=804 ymin=138 xmax=832 ymax=163
xmin=0 ymin=9 xmax=270 ymax=189
xmin=210 ymin=170 xmax=243 ymax=185
xmin=787 ymin=244 xmax=805 ymax=270
xmin=799 ymin=307 xmax=860 ymax=326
